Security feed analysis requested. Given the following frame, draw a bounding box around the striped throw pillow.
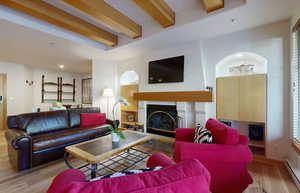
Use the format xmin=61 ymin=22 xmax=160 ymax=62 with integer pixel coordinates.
xmin=194 ymin=124 xmax=213 ymax=144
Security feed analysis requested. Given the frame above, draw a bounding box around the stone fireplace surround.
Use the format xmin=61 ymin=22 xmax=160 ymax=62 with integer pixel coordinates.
xmin=138 ymin=101 xmax=206 ymax=134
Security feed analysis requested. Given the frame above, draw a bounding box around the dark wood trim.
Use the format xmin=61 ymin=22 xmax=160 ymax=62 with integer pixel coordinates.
xmin=293 ymin=18 xmax=300 ymax=32
xmin=292 ymin=139 xmax=300 ymax=155
xmin=134 ymin=91 xmax=213 ymax=102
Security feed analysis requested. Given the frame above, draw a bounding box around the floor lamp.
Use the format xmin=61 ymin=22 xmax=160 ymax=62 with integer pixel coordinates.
xmin=102 ymin=88 xmax=114 ymax=118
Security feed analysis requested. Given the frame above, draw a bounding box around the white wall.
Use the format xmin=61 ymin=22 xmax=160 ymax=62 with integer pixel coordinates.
xmin=0 ymin=62 xmax=28 ymax=115
xmin=0 ymin=61 xmax=84 ymax=115
xmin=201 ymin=20 xmax=291 ymax=160
xmin=92 ymin=59 xmax=118 ymax=119
xmin=117 ymin=42 xmax=205 ymax=92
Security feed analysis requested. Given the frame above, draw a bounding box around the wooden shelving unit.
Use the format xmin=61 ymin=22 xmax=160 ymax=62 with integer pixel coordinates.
xmin=42 ymin=75 xmax=76 ymax=103
xmin=249 ymin=140 xmax=265 ymax=148
xmin=60 ymin=78 xmax=76 ymax=103
xmin=42 ymin=75 xmax=60 ymax=103
xmin=120 ymin=84 xmax=139 ymax=130
xmin=217 ymin=74 xmax=267 ymax=156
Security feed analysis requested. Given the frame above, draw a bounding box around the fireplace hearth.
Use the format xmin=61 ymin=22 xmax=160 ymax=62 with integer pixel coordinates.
xmin=146 ymin=104 xmax=181 ymax=137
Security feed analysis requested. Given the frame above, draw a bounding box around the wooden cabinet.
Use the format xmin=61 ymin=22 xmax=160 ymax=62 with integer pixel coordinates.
xmin=216 ymin=77 xmax=240 ymax=121
xmin=217 ymin=74 xmax=267 ymax=123
xmin=239 ymin=74 xmax=266 ymax=122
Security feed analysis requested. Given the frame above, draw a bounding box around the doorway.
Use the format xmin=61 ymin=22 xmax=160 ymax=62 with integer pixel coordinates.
xmin=119 ymin=70 xmax=139 ymax=130
xmin=0 ymin=74 xmax=7 ymax=130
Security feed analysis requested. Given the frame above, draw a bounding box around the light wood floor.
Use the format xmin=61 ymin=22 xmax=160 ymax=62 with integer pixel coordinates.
xmin=0 ymin=130 xmax=299 ymax=193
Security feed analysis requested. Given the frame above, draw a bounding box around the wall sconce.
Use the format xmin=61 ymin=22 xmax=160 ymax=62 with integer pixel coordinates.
xmin=26 ymin=80 xmax=34 ymax=86
xmin=206 ymin=86 xmax=213 ymax=92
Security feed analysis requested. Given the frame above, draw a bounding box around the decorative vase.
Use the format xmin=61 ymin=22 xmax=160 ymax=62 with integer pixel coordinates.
xmin=112 ymin=132 xmax=120 ymax=142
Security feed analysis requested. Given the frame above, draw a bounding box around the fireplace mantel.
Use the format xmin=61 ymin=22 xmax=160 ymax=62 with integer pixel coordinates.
xmin=133 ymin=91 xmax=213 ymax=102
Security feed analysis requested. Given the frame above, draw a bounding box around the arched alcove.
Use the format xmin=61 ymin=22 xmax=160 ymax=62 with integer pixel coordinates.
xmin=120 ymin=70 xmax=139 ymax=85
xmin=216 ymin=52 xmax=268 ymax=77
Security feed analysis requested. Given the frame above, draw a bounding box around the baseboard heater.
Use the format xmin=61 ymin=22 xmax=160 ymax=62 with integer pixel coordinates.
xmin=285 ymin=160 xmax=300 ymax=190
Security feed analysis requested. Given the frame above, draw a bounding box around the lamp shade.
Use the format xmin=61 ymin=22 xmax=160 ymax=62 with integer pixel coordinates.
xmin=102 ymin=88 xmax=114 ymax=97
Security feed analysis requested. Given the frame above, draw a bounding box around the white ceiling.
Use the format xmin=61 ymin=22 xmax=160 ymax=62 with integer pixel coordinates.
xmin=0 ymin=0 xmax=296 ymax=73
xmin=0 ymin=19 xmax=102 ymax=74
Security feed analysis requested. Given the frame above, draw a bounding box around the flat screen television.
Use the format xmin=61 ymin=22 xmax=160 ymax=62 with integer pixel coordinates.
xmin=148 ymin=55 xmax=184 ymax=84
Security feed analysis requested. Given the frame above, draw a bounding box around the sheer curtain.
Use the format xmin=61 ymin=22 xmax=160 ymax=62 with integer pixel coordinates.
xmin=292 ymin=29 xmax=300 ymax=142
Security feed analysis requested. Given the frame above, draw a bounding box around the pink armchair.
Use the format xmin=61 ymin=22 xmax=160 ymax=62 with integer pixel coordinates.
xmin=47 ymin=153 xmax=211 ymax=193
xmin=175 ymin=121 xmax=253 ymax=193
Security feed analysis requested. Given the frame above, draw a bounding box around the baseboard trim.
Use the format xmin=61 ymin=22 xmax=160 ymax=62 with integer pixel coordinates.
xmin=253 ymin=155 xmax=284 ymax=165
xmin=285 ymin=160 xmax=300 ymax=190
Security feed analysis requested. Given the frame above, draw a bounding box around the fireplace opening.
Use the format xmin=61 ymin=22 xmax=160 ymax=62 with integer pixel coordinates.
xmin=147 ymin=104 xmax=181 ymax=137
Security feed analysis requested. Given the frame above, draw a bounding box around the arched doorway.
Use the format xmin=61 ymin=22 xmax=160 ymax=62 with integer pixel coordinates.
xmin=120 ymin=70 xmax=139 ymax=86
xmin=119 ymin=70 xmax=139 ymax=129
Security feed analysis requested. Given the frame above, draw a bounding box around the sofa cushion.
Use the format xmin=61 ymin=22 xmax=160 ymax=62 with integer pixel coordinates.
xmin=194 ymin=124 xmax=213 ymax=144
xmin=17 ymin=111 xmax=69 ymax=135
xmin=205 ymin=118 xmax=239 ymax=145
xmin=80 ymin=113 xmax=106 ymax=127
xmin=90 ymin=166 xmax=163 ymax=181
xmin=68 ymin=108 xmax=101 ymax=128
xmin=63 ymin=159 xmax=211 ymax=193
xmin=32 ymin=124 xmax=112 ymax=152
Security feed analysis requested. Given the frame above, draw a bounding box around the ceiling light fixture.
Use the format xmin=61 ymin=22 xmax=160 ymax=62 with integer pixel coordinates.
xmin=59 ymin=65 xmax=64 ymax=69
xmin=49 ymin=42 xmax=56 ymax=47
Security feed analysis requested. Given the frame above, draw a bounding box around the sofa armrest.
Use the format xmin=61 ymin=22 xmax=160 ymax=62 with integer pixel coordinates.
xmin=175 ymin=128 xmax=195 ymax=142
xmin=239 ymin=134 xmax=250 ymax=145
xmin=175 ymin=141 xmax=253 ymax=163
xmin=47 ymin=169 xmax=86 ymax=193
xmin=147 ymin=153 xmax=176 ymax=168
xmin=5 ymin=129 xmax=32 ymax=171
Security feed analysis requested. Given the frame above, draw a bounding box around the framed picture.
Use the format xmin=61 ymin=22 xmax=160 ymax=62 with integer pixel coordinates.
xmin=127 ymin=114 xmax=135 ymax=122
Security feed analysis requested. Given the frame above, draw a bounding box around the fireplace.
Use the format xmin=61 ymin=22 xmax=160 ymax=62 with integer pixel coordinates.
xmin=146 ymin=104 xmax=181 ymax=137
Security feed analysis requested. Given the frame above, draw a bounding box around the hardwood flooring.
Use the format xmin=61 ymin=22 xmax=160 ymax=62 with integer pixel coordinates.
xmin=0 ymin=130 xmax=299 ymax=193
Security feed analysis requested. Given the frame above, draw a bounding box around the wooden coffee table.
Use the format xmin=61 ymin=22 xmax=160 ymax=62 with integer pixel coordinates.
xmin=64 ymin=130 xmax=170 ymax=179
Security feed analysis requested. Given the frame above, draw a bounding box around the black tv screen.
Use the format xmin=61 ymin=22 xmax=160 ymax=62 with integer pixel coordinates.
xmin=149 ymin=56 xmax=184 ymax=84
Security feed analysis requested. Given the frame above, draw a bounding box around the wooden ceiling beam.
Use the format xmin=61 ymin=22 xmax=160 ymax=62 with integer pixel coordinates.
xmin=133 ymin=0 xmax=175 ymax=28
xmin=202 ymin=0 xmax=224 ymax=13
xmin=0 ymin=0 xmax=118 ymax=47
xmin=62 ymin=0 xmax=142 ymax=39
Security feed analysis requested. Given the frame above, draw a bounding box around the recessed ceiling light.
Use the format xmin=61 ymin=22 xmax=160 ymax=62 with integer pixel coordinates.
xmin=49 ymin=42 xmax=56 ymax=47
xmin=236 ymin=53 xmax=244 ymax=57
xmin=59 ymin=65 xmax=64 ymax=69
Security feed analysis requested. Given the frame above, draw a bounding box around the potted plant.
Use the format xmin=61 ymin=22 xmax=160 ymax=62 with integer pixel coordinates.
xmin=111 ymin=97 xmax=129 ymax=142
xmin=111 ymin=121 xmax=125 ymax=142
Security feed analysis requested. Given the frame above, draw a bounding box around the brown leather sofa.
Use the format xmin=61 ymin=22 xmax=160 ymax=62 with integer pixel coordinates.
xmin=5 ymin=107 xmax=113 ymax=171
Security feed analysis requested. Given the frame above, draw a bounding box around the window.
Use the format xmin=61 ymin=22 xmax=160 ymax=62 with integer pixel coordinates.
xmin=82 ymin=78 xmax=92 ymax=104
xmin=292 ymin=25 xmax=300 ymax=146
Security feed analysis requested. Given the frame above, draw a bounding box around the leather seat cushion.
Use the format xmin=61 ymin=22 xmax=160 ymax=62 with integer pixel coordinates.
xmin=17 ymin=111 xmax=69 ymax=135
xmin=32 ymin=124 xmax=111 ymax=152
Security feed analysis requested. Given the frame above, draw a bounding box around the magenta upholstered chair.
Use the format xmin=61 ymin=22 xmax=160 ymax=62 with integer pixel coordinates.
xmin=175 ymin=119 xmax=253 ymax=193
xmin=47 ymin=153 xmax=211 ymax=193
